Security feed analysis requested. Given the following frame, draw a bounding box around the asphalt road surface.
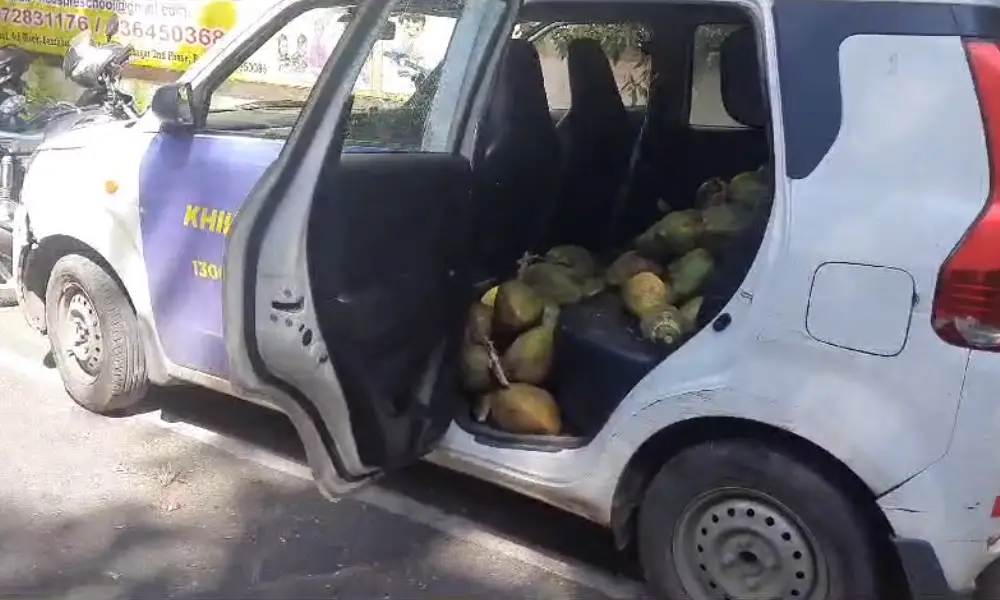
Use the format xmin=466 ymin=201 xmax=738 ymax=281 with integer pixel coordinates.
xmin=0 ymin=306 xmax=649 ymax=600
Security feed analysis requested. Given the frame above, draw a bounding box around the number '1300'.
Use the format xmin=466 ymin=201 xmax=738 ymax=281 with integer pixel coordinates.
xmin=192 ymin=260 xmax=223 ymax=281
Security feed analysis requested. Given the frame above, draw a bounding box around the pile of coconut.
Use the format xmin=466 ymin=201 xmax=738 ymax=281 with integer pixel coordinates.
xmin=459 ymin=167 xmax=770 ymax=437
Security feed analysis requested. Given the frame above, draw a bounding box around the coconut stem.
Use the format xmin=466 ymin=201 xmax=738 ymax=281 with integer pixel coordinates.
xmin=515 ymin=251 xmax=542 ymax=279
xmin=483 ymin=338 xmax=510 ymax=388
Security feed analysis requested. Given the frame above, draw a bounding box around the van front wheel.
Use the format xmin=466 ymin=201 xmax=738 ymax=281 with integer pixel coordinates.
xmin=45 ymin=254 xmax=148 ymax=414
xmin=638 ymin=440 xmax=879 ymax=600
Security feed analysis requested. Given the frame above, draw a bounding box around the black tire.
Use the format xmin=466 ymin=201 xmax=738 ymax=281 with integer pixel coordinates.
xmin=638 ymin=439 xmax=879 ymax=600
xmin=45 ymin=253 xmax=147 ymax=414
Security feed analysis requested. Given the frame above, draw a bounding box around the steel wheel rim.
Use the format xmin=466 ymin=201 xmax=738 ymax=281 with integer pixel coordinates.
xmin=672 ymin=486 xmax=828 ymax=600
xmin=57 ymin=282 xmax=102 ymax=383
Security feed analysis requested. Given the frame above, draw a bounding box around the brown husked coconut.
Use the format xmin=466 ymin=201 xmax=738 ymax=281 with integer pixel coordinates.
xmin=622 ymin=271 xmax=672 ymax=318
xmin=488 ymin=383 xmax=562 ymax=435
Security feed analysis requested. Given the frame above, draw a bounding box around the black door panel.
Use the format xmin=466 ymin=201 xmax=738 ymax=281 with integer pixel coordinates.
xmin=306 ymin=152 xmax=473 ymax=468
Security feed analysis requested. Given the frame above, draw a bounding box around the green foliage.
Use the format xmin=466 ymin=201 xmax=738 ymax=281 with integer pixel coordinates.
xmin=525 ymin=22 xmax=737 ymax=104
xmin=546 ymin=23 xmax=650 ymax=104
xmin=24 ymin=61 xmax=67 ymax=118
xmin=547 ymin=22 xmax=645 ymax=62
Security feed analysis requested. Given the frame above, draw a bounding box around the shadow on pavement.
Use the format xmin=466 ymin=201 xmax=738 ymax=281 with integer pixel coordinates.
xmin=149 ymin=384 xmax=638 ymax=581
xmin=0 ymin=453 xmax=623 ymax=600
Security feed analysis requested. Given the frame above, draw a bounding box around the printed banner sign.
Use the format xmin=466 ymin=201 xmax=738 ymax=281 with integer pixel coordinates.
xmin=0 ymin=0 xmax=454 ymax=95
xmin=0 ymin=0 xmax=257 ymax=72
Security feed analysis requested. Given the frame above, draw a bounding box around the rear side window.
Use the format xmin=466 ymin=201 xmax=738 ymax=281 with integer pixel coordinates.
xmin=528 ymin=23 xmax=650 ymax=110
xmin=689 ymin=23 xmax=746 ymax=128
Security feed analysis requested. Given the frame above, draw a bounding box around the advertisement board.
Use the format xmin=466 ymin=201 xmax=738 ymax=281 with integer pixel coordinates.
xmin=0 ymin=0 xmax=453 ymax=96
xmin=0 ymin=0 xmax=252 ymax=71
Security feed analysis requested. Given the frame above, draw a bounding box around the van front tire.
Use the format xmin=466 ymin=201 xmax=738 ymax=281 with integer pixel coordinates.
xmin=638 ymin=439 xmax=879 ymax=600
xmin=45 ymin=254 xmax=147 ymax=414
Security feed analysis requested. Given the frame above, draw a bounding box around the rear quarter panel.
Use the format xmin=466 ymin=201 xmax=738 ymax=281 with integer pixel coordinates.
xmin=437 ymin=31 xmax=987 ymax=535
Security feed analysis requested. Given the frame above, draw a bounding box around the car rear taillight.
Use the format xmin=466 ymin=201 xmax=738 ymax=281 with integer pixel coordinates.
xmin=933 ymin=40 xmax=1000 ymax=350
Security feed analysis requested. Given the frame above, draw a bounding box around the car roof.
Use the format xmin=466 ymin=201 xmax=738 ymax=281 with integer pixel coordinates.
xmin=270 ymin=0 xmax=998 ymax=20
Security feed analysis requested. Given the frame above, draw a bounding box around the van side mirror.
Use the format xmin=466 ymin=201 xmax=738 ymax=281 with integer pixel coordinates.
xmin=150 ymin=82 xmax=195 ymax=128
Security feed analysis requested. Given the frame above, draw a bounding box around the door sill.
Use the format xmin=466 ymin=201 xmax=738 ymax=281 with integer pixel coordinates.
xmin=455 ymin=410 xmax=589 ymax=452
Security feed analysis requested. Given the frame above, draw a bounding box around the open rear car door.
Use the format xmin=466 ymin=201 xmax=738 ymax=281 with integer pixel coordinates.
xmin=220 ymin=0 xmax=517 ymax=498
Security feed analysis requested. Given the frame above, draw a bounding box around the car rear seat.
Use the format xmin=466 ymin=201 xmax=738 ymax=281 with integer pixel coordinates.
xmin=696 ymin=25 xmax=773 ymax=327
xmin=547 ymin=38 xmax=634 ymax=250
xmin=472 ymin=39 xmax=562 ymax=278
xmin=547 ymin=27 xmax=772 ymax=437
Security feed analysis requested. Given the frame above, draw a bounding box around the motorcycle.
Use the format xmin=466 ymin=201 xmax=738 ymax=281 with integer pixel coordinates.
xmin=0 ymin=15 xmax=137 ymax=305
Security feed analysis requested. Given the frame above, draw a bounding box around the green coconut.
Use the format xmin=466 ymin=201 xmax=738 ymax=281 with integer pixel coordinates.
xmin=544 ymin=245 xmax=597 ymax=280
xmin=605 ymin=251 xmax=664 ymax=287
xmin=461 ymin=342 xmax=494 ymax=392
xmin=667 ymin=249 xmax=715 ymax=302
xmin=679 ymin=296 xmax=704 ymax=332
xmin=494 ymin=280 xmax=544 ymax=335
xmin=701 ymin=204 xmax=748 ymax=251
xmin=727 ymin=170 xmax=769 ymax=211
xmin=502 ymin=323 xmax=555 ymax=385
xmin=520 ymin=263 xmax=585 ymax=306
xmin=695 ymin=176 xmax=728 ymax=209
xmin=634 ymin=209 xmax=704 ymax=259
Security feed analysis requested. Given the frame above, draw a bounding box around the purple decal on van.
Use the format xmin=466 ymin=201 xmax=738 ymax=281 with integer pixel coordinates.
xmin=138 ymin=132 xmax=395 ymax=379
xmin=138 ymin=133 xmax=283 ymax=378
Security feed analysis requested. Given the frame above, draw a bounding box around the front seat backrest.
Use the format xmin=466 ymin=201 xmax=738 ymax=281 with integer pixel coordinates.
xmin=549 ymin=38 xmax=633 ymax=249
xmin=473 ymin=39 xmax=562 ymax=277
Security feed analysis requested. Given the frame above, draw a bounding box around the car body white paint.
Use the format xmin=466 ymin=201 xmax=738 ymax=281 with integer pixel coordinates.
xmin=11 ymin=0 xmax=1000 ymax=593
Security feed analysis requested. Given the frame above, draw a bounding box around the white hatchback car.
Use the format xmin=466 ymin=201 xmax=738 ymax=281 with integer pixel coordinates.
xmin=11 ymin=0 xmax=1000 ymax=597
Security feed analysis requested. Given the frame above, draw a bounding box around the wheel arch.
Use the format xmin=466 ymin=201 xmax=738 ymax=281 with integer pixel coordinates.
xmin=609 ymin=416 xmax=906 ymax=591
xmin=20 ymin=232 xmax=172 ymax=383
xmin=21 ymin=235 xmax=133 ymax=332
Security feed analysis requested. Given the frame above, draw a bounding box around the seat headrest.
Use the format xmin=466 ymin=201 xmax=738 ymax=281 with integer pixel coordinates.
xmin=719 ymin=26 xmax=766 ymax=128
xmin=566 ymin=37 xmax=627 ymax=122
xmin=485 ymin=39 xmax=551 ymax=133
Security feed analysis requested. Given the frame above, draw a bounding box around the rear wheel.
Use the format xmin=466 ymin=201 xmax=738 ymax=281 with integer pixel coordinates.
xmin=638 ymin=439 xmax=880 ymax=600
xmin=45 ymin=254 xmax=147 ymax=414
